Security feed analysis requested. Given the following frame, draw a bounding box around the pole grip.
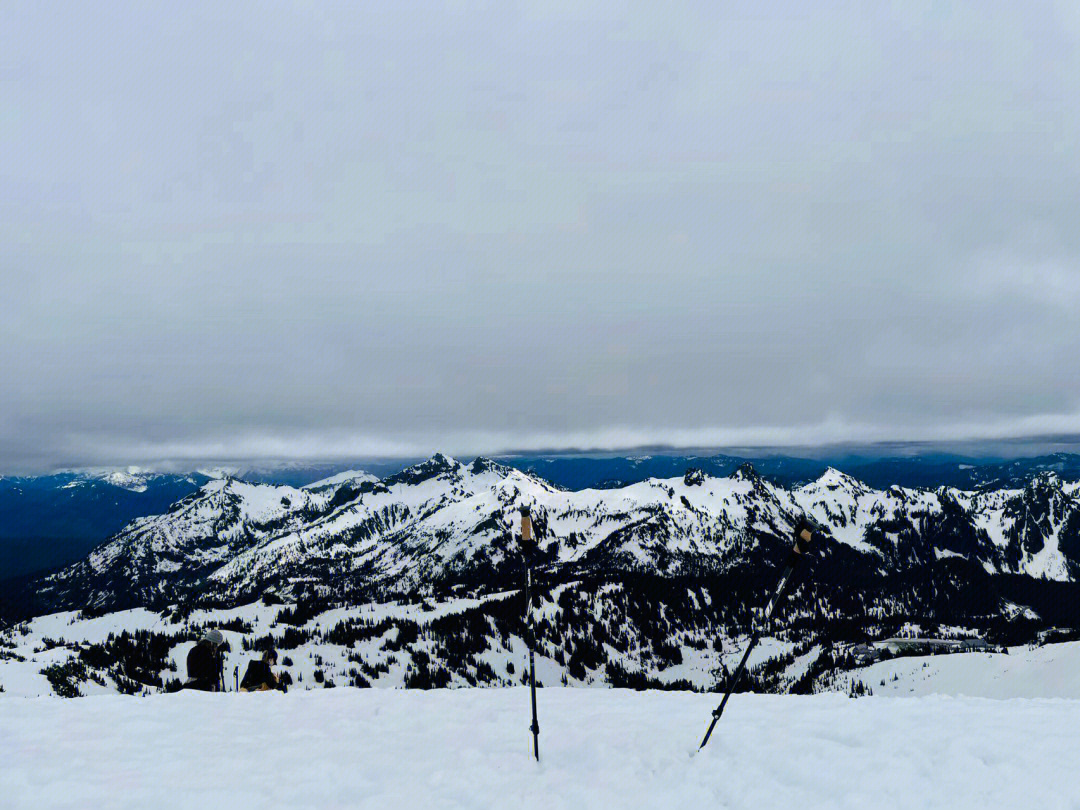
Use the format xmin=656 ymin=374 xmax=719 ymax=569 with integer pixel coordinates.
xmin=784 ymin=522 xmax=818 ymax=568
xmin=520 ymin=505 xmax=536 ymax=555
xmin=520 ymin=506 xmax=532 ymax=545
xmin=793 ymin=524 xmax=814 ymax=554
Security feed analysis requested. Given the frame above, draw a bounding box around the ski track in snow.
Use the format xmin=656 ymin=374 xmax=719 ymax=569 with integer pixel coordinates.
xmin=1 ymin=689 xmax=1078 ymax=809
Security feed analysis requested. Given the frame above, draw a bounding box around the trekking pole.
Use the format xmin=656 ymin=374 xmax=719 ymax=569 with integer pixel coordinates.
xmin=699 ymin=520 xmax=819 ymax=750
xmin=520 ymin=505 xmax=540 ymax=762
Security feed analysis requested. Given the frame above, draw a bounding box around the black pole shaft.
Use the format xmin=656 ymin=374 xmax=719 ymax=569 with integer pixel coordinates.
xmin=525 ymin=561 xmax=540 ymax=761
xmin=699 ymin=561 xmax=798 ymax=749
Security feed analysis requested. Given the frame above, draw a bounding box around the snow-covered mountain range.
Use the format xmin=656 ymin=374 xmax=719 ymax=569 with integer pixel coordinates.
xmin=6 ymin=454 xmax=1080 ymax=700
xmin=8 ymin=452 xmax=1080 ymax=580
xmin=23 ymin=454 xmax=1080 ymax=616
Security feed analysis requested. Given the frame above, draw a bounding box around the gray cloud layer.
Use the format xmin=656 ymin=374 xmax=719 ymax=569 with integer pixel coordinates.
xmin=4 ymin=2 xmax=1080 ymax=470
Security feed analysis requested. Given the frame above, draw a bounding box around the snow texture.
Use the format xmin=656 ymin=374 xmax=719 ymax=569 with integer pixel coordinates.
xmin=1 ymin=689 xmax=1078 ymax=809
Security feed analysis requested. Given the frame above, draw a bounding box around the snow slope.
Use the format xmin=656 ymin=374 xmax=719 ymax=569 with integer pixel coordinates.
xmin=2 ymin=589 xmax=778 ymax=697
xmin=1 ymin=689 xmax=1077 ymax=809
xmin=838 ymin=642 xmax=1080 ymax=699
xmin=301 ymin=469 xmax=379 ymax=492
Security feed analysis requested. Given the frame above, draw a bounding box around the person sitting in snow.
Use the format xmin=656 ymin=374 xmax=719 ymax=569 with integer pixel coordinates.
xmin=184 ymin=628 xmax=225 ymax=691
xmin=240 ymin=647 xmax=286 ymax=692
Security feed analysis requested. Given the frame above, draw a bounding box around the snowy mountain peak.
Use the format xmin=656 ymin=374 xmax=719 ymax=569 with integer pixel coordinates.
xmin=468 ymin=456 xmax=512 ymax=477
xmin=732 ymin=462 xmax=760 ymax=482
xmin=1026 ymin=471 xmax=1064 ymax=492
xmin=384 ymin=453 xmax=463 ymax=486
xmin=302 ymin=470 xmax=379 ymax=493
xmin=54 ymin=467 xmax=170 ymax=493
xmin=201 ymin=476 xmax=233 ymax=492
xmin=94 ymin=468 xmax=155 ymax=492
xmin=809 ymin=467 xmax=869 ymax=494
xmin=194 ymin=466 xmax=238 ymax=480
xmin=683 ymin=468 xmax=707 ymax=486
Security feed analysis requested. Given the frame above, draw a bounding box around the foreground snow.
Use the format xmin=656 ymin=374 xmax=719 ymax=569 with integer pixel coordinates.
xmin=2 ymin=689 xmax=1078 ymax=809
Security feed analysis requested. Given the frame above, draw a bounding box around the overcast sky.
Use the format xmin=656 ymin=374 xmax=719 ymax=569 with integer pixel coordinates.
xmin=3 ymin=2 xmax=1080 ymax=471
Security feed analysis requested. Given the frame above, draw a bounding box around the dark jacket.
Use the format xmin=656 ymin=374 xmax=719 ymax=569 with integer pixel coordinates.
xmin=240 ymin=659 xmax=284 ymax=692
xmin=185 ymin=642 xmax=222 ymax=691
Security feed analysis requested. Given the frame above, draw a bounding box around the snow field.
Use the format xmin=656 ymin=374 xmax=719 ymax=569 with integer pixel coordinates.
xmin=840 ymin=642 xmax=1080 ymax=698
xmin=2 ymin=689 xmax=1079 ymax=809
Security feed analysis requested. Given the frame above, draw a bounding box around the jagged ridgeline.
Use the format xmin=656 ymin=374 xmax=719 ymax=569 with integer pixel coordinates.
xmin=19 ymin=454 xmax=1080 ymax=613
xmin=5 ymin=454 xmax=1080 ymax=697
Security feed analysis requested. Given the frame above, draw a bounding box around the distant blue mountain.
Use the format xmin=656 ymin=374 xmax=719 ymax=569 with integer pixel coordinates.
xmin=496 ymin=453 xmax=825 ymax=489
xmin=0 ymin=472 xmax=212 ymax=578
xmin=500 ymin=451 xmax=1080 ymax=491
